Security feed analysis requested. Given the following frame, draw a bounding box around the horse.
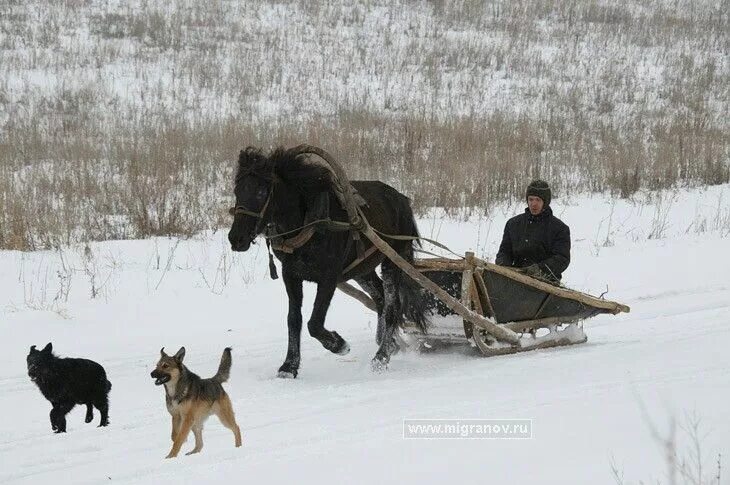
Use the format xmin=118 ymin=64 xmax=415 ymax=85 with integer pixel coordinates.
xmin=228 ymin=145 xmax=427 ymax=377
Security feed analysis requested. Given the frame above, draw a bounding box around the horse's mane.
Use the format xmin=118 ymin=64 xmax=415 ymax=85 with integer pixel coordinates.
xmin=236 ymin=146 xmax=334 ymax=192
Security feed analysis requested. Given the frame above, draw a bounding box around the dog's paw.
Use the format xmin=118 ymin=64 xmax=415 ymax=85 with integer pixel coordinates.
xmin=185 ymin=449 xmax=201 ymax=456
xmin=165 ymin=453 xmax=176 ymax=459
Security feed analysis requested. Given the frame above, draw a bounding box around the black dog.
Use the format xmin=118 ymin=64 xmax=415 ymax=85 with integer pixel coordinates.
xmin=27 ymin=343 xmax=111 ymax=433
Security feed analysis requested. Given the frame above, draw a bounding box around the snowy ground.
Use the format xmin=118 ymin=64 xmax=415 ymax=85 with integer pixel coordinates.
xmin=1 ymin=185 xmax=729 ymax=485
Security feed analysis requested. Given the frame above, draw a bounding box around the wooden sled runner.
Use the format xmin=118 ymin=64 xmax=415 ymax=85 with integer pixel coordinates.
xmin=287 ymin=144 xmax=631 ymax=358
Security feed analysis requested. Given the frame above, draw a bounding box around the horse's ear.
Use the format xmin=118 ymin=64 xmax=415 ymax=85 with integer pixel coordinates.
xmin=42 ymin=342 xmax=52 ymax=353
xmin=174 ymin=347 xmax=186 ymax=362
xmin=237 ymin=149 xmax=247 ymax=167
xmin=239 ymin=147 xmax=257 ymax=165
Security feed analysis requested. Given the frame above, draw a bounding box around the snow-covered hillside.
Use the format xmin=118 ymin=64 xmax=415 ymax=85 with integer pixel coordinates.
xmin=1 ymin=185 xmax=728 ymax=484
xmin=1 ymin=0 xmax=727 ymax=248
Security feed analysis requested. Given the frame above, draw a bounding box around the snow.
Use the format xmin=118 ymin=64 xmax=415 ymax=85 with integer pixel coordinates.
xmin=1 ymin=0 xmax=727 ymax=131
xmin=1 ymin=184 xmax=729 ymax=484
xmin=518 ymin=323 xmax=587 ymax=349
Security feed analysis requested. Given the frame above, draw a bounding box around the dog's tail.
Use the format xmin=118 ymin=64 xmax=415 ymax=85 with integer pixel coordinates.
xmin=212 ymin=347 xmax=233 ymax=383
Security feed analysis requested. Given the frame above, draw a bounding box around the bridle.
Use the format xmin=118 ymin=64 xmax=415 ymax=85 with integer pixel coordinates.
xmin=227 ymin=170 xmax=281 ymax=279
xmin=228 ymin=189 xmax=273 ymax=221
xmin=228 ymin=171 xmax=276 ymax=236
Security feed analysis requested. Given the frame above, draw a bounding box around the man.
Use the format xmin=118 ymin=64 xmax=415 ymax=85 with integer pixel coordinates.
xmin=495 ymin=180 xmax=570 ymax=283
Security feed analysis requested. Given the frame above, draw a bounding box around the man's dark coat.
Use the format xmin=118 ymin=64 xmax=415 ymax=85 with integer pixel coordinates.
xmin=495 ymin=207 xmax=570 ymax=281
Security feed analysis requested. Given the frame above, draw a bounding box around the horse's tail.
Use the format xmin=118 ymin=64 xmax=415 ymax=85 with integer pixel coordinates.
xmin=397 ymin=201 xmax=429 ymax=333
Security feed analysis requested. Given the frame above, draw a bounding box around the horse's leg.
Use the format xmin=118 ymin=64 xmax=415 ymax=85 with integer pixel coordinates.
xmin=307 ymin=277 xmax=350 ymax=355
xmin=371 ymin=260 xmax=402 ymax=370
xmin=278 ymin=270 xmax=303 ymax=378
xmin=353 ymin=271 xmax=385 ymax=345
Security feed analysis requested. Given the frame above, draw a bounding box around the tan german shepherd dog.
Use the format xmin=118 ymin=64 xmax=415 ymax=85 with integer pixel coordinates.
xmin=151 ymin=347 xmax=242 ymax=458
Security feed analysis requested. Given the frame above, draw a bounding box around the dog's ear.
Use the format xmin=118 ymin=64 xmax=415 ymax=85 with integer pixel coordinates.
xmin=42 ymin=343 xmax=52 ymax=353
xmin=174 ymin=347 xmax=186 ymax=362
xmin=160 ymin=347 xmax=167 ymax=357
xmin=30 ymin=345 xmax=37 ymax=352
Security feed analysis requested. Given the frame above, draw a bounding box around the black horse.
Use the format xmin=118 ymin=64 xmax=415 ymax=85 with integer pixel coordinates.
xmin=228 ymin=146 xmax=427 ymax=377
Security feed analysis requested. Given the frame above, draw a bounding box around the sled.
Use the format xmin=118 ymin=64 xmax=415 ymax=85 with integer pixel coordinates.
xmin=339 ymin=250 xmax=630 ymax=356
xmin=402 ymin=252 xmax=630 ymax=355
xmin=290 ymin=144 xmax=631 ymax=357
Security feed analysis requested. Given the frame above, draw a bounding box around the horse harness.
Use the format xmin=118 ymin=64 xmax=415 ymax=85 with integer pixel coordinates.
xmin=229 ymin=173 xmax=378 ymax=279
xmin=229 ymin=173 xmax=451 ymax=280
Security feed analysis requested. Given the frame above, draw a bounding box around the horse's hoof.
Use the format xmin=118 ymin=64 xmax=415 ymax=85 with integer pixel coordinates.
xmin=335 ymin=341 xmax=351 ymax=355
xmin=388 ymin=338 xmax=401 ymax=356
xmin=277 ymin=363 xmax=298 ymax=378
xmin=370 ymin=357 xmax=389 ymax=373
xmin=323 ymin=331 xmax=350 ymax=355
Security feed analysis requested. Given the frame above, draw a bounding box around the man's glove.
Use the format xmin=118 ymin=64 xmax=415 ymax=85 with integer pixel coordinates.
xmin=519 ymin=264 xmax=543 ymax=278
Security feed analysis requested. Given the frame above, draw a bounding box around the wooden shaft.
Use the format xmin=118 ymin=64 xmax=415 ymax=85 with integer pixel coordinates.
xmin=294 ymin=144 xmax=527 ymax=346
xmin=341 ymin=244 xmax=380 ymax=275
xmin=359 ymin=223 xmax=520 ymax=345
xmin=414 ymin=258 xmax=468 ymax=271
xmin=336 ymin=282 xmax=378 ymax=313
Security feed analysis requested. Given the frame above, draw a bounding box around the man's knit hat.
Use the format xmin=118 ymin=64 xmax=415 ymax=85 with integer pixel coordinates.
xmin=526 ymin=180 xmax=551 ymax=206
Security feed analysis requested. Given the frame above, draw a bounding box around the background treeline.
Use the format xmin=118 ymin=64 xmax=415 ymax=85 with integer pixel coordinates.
xmin=0 ymin=0 xmax=727 ymax=249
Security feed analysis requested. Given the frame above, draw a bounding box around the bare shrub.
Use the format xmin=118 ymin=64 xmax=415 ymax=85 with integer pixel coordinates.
xmin=611 ymin=410 xmax=724 ymax=485
xmin=0 ymin=0 xmax=727 ymax=248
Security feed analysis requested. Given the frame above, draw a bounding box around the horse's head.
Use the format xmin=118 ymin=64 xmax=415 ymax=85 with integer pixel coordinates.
xmin=228 ymin=148 xmax=275 ymax=252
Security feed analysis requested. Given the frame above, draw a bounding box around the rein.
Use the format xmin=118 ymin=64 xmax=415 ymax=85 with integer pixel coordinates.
xmin=229 ymin=166 xmax=461 ymax=276
xmin=266 ymin=218 xmax=350 ymax=254
xmin=231 ymin=194 xmax=461 ymax=269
